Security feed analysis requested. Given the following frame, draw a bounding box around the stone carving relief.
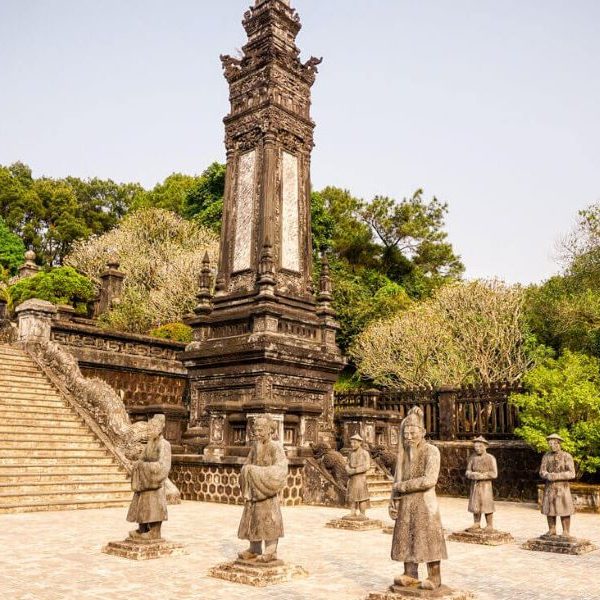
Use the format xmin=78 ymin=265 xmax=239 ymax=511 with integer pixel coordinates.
xmin=232 ymin=150 xmax=257 ymax=272
xmin=281 ymin=151 xmax=300 ymax=272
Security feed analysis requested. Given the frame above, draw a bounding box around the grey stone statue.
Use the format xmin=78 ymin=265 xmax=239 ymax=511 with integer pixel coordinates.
xmin=127 ymin=414 xmax=172 ymax=540
xmin=540 ymin=433 xmax=575 ymax=536
xmin=345 ymin=433 xmax=371 ymax=519
xmin=237 ymin=416 xmax=288 ymax=563
xmin=389 ymin=407 xmax=447 ymax=590
xmin=465 ymin=436 xmax=498 ymax=532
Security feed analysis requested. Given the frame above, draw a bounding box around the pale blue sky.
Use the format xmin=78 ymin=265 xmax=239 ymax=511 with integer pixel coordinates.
xmin=1 ymin=0 xmax=599 ymax=283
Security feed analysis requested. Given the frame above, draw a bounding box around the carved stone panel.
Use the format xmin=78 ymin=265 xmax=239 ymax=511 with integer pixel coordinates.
xmin=232 ymin=150 xmax=257 ymax=273
xmin=281 ymin=151 xmax=300 ymax=272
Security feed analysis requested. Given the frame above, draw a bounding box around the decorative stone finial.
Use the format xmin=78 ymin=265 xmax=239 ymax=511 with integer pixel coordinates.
xmin=194 ymin=252 xmax=214 ymax=315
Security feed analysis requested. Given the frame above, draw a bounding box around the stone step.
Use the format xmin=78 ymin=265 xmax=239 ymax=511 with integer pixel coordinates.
xmin=0 ymin=456 xmax=117 ymax=467
xmin=0 ymin=397 xmax=67 ymax=408
xmin=0 ymin=438 xmax=101 ymax=449
xmin=0 ymin=448 xmax=110 ymax=459
xmin=0 ymin=392 xmax=61 ymax=400
xmin=0 ymin=480 xmax=132 ymax=495
xmin=0 ymin=387 xmax=60 ymax=397
xmin=0 ymin=498 xmax=130 ymax=514
xmin=0 ymin=471 xmax=128 ymax=484
xmin=0 ymin=464 xmax=126 ymax=476
xmin=0 ymin=364 xmax=42 ymax=374
xmin=0 ymin=416 xmax=87 ymax=438
xmin=0 ymin=408 xmax=79 ymax=419
xmin=370 ymin=498 xmax=391 ymax=507
xmin=368 ymin=482 xmax=393 ymax=492
xmin=0 ymin=374 xmax=55 ymax=385
xmin=0 ymin=429 xmax=100 ymax=446
xmin=0 ymin=489 xmax=132 ymax=506
xmin=0 ymin=423 xmax=88 ymax=435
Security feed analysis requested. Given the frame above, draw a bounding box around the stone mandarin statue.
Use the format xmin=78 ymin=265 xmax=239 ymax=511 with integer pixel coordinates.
xmin=237 ymin=416 xmax=289 ymax=563
xmin=465 ymin=436 xmax=498 ymax=532
xmin=127 ymin=414 xmax=172 ymax=541
xmin=345 ymin=433 xmax=371 ymax=519
xmin=389 ymin=407 xmax=447 ymax=591
xmin=540 ymin=433 xmax=575 ymax=536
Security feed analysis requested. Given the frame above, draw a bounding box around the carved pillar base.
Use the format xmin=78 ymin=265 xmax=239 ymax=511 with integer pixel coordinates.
xmin=209 ymin=559 xmax=308 ymax=587
xmin=102 ymin=537 xmax=186 ymax=561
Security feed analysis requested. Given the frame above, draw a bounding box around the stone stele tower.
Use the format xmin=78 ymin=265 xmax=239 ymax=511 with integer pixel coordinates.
xmin=181 ymin=0 xmax=344 ymax=458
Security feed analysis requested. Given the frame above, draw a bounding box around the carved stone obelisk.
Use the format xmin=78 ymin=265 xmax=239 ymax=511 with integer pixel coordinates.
xmin=182 ymin=0 xmax=344 ymax=458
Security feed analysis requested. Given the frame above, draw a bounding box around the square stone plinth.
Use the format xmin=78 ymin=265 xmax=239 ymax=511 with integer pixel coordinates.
xmin=366 ymin=583 xmax=475 ymax=600
xmin=208 ymin=558 xmax=308 ymax=587
xmin=448 ymin=529 xmax=514 ymax=546
xmin=326 ymin=517 xmax=383 ymax=531
xmin=102 ymin=538 xmax=186 ymax=560
xmin=521 ymin=533 xmax=598 ymax=555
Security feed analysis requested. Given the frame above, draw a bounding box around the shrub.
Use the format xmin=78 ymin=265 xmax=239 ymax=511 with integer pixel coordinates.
xmin=148 ymin=322 xmax=193 ymax=343
xmin=510 ymin=350 xmax=600 ymax=476
xmin=9 ymin=266 xmax=95 ymax=313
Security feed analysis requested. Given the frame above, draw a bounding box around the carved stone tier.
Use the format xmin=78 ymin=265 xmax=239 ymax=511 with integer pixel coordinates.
xmin=367 ymin=585 xmax=474 ymax=600
xmin=102 ymin=537 xmax=186 ymax=561
xmin=521 ymin=533 xmax=598 ymax=555
xmin=326 ymin=515 xmax=383 ymax=531
xmin=448 ymin=528 xmax=514 ymax=546
xmin=209 ymin=558 xmax=308 ymax=587
xmin=182 ymin=0 xmax=342 ymax=457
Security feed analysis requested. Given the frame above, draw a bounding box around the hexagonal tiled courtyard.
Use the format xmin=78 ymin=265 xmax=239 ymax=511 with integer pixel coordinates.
xmin=1 ymin=497 xmax=599 ymax=600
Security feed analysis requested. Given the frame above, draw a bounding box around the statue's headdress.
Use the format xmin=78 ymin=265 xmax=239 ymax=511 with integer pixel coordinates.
xmin=400 ymin=406 xmax=425 ymax=432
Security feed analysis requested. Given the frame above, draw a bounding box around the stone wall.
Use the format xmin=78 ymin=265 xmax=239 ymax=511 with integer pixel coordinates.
xmin=435 ymin=440 xmax=541 ymax=501
xmin=49 ymin=318 xmax=189 ymax=449
xmin=171 ymin=456 xmax=304 ymax=506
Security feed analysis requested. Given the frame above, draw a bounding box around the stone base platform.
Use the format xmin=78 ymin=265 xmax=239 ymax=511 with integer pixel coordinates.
xmin=448 ymin=528 xmax=514 ymax=546
xmin=208 ymin=558 xmax=308 ymax=587
xmin=326 ymin=516 xmax=383 ymax=531
xmin=102 ymin=537 xmax=186 ymax=560
xmin=383 ymin=524 xmax=394 ymax=534
xmin=366 ymin=583 xmax=474 ymax=599
xmin=521 ymin=533 xmax=598 ymax=555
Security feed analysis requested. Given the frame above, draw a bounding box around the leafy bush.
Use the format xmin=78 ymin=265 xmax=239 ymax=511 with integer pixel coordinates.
xmin=9 ymin=266 xmax=95 ymax=313
xmin=148 ymin=322 xmax=193 ymax=343
xmin=510 ymin=350 xmax=600 ymax=476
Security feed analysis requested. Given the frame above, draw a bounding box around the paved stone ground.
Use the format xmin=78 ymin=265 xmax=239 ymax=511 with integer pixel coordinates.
xmin=1 ymin=497 xmax=598 ymax=600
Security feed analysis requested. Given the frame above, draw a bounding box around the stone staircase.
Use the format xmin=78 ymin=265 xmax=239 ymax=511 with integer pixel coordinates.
xmin=367 ymin=464 xmax=393 ymax=507
xmin=0 ymin=343 xmax=132 ymax=513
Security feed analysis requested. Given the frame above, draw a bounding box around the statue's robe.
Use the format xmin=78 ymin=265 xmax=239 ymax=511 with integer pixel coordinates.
xmin=466 ymin=452 xmax=497 ymax=515
xmin=390 ymin=440 xmax=447 ymax=563
xmin=540 ymin=450 xmax=575 ymax=517
xmin=127 ymin=435 xmax=171 ymax=524
xmin=237 ymin=439 xmax=288 ymax=542
xmin=346 ymin=446 xmax=371 ymax=503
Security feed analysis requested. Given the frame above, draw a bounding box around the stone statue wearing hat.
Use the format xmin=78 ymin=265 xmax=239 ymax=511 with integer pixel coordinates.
xmin=344 ymin=433 xmax=371 ymax=519
xmin=389 ymin=407 xmax=447 ymax=590
xmin=465 ymin=436 xmax=498 ymax=532
xmin=540 ymin=433 xmax=575 ymax=536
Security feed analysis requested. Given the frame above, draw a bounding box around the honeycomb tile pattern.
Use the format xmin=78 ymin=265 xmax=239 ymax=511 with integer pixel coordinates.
xmin=170 ymin=464 xmax=304 ymax=506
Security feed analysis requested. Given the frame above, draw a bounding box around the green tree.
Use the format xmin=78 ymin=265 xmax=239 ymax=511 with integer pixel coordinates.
xmin=8 ymin=266 xmax=96 ymax=313
xmin=359 ymin=190 xmax=464 ymax=288
xmin=0 ymin=163 xmax=140 ymax=265
xmin=0 ymin=216 xmax=25 ymax=276
xmin=184 ymin=162 xmax=226 ymax=232
xmin=510 ymin=351 xmax=600 ymax=476
xmin=133 ymin=173 xmax=199 ymax=214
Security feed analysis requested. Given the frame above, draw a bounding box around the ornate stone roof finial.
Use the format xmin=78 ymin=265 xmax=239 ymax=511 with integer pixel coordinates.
xmin=194 ymin=252 xmax=214 ymax=315
xmin=317 ymin=253 xmax=332 ymax=306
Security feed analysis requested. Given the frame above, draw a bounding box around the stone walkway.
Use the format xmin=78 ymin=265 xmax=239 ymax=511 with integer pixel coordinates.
xmin=1 ymin=497 xmax=598 ymax=600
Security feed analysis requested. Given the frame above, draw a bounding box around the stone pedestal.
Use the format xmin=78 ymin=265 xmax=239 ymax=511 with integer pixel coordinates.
xmin=382 ymin=521 xmax=395 ymax=534
xmin=367 ymin=584 xmax=474 ymax=600
xmin=326 ymin=515 xmax=383 ymax=531
xmin=521 ymin=533 xmax=598 ymax=555
xmin=448 ymin=528 xmax=514 ymax=546
xmin=209 ymin=558 xmax=308 ymax=587
xmin=102 ymin=537 xmax=186 ymax=560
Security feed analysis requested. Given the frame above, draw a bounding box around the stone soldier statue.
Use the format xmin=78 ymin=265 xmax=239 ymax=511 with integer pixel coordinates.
xmin=127 ymin=414 xmax=171 ymax=540
xmin=540 ymin=433 xmax=575 ymax=536
xmin=389 ymin=407 xmax=447 ymax=590
xmin=237 ymin=416 xmax=288 ymax=563
xmin=345 ymin=433 xmax=371 ymax=519
xmin=465 ymin=436 xmax=498 ymax=532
